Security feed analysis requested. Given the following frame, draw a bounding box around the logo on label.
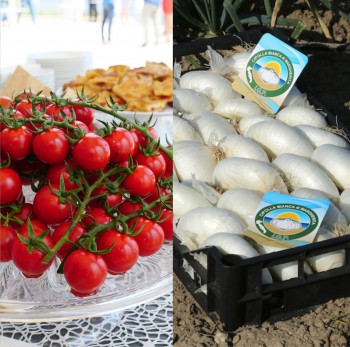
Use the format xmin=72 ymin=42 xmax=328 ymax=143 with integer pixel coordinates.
xmin=246 ymin=49 xmax=294 ymax=97
xmin=255 ymin=204 xmax=318 ymax=241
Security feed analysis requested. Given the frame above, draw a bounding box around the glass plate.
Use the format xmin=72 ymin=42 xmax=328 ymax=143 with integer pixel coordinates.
xmin=0 ymin=241 xmax=172 ymax=322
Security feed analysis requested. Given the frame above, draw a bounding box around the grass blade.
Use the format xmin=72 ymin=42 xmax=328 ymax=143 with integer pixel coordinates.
xmin=223 ymin=0 xmax=244 ymax=32
xmin=305 ymin=0 xmax=332 ymax=39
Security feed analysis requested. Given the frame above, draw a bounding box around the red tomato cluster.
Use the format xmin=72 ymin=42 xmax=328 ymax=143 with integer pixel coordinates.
xmin=0 ymin=93 xmax=173 ymax=297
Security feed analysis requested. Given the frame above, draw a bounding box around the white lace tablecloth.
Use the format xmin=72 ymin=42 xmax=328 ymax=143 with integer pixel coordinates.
xmin=0 ymin=292 xmax=173 ymax=346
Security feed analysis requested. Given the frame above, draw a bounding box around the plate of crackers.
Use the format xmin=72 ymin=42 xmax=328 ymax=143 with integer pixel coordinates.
xmin=62 ymin=61 xmax=173 ymax=114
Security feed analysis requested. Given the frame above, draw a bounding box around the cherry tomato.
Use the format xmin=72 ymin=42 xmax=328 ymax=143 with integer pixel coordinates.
xmin=32 ymin=184 xmax=74 ymax=225
xmin=160 ymin=148 xmax=172 ymax=178
xmin=0 ymin=126 xmax=34 ymax=161
xmin=51 ymin=221 xmax=87 ymax=260
xmin=89 ymin=186 xmax=122 ymax=209
xmin=156 ymin=208 xmax=173 ymax=241
xmin=12 ymin=157 xmax=48 ymax=185
xmin=33 ymin=128 xmax=70 ymax=165
xmin=15 ymin=100 xmax=34 ymax=116
xmin=20 ymin=219 xmax=48 ymax=235
xmin=68 ymin=120 xmax=89 ymax=135
xmin=81 ymin=207 xmax=113 ymax=228
xmin=0 ymin=225 xmax=17 ymax=262
xmin=0 ymin=96 xmax=14 ymax=109
xmin=145 ymin=185 xmax=172 ymax=204
xmin=63 ymin=249 xmax=107 ymax=296
xmin=45 ymin=104 xmax=73 ymax=122
xmin=130 ymin=127 xmax=158 ymax=148
xmin=12 ymin=230 xmax=54 ymax=278
xmin=135 ymin=150 xmax=166 ymax=179
xmin=97 ymin=229 xmax=139 ymax=274
xmin=70 ymin=102 xmax=94 ymax=126
xmin=104 ymin=128 xmax=136 ymax=163
xmin=123 ymin=165 xmax=156 ymax=197
xmin=72 ymin=133 xmax=110 ymax=171
xmin=47 ymin=161 xmax=78 ymax=190
xmin=0 ymin=167 xmax=22 ymax=205
xmin=118 ymin=201 xmax=142 ymax=215
xmin=8 ymin=203 xmax=33 ymax=229
xmin=128 ymin=217 xmax=164 ymax=256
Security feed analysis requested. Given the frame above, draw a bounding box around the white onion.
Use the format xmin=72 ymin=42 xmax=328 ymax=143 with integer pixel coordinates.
xmin=246 ymin=119 xmax=314 ymax=160
xmin=190 ymin=111 xmax=236 ymax=146
xmin=281 ymin=87 xmax=311 ymax=108
xmin=173 ymin=180 xmax=212 ymax=217
xmin=256 ymin=244 xmax=313 ymax=281
xmin=218 ymin=134 xmax=269 ymax=162
xmin=175 ymin=207 xmax=246 ymax=251
xmin=182 ymin=178 xmax=221 ymax=205
xmin=174 ymin=141 xmax=217 ymax=184
xmin=295 ymin=124 xmax=350 ymax=149
xmin=272 ymin=153 xmax=340 ymax=201
xmin=213 ymin=157 xmax=288 ymax=194
xmin=291 ymin=188 xmax=347 ymax=229
xmin=276 ymin=106 xmax=327 ymax=128
xmin=339 ymin=189 xmax=350 ymax=224
xmin=311 ymin=144 xmax=350 ymax=191
xmin=173 ymin=88 xmax=212 ymax=115
xmin=173 ymin=116 xmax=201 ymax=143
xmin=199 ymin=233 xmax=273 ymax=284
xmin=179 ymin=70 xmax=240 ymax=105
xmin=307 ymin=231 xmax=345 ymax=273
xmin=217 ymin=188 xmax=263 ymax=226
xmin=214 ymin=98 xmax=264 ymax=120
xmin=224 ymin=51 xmax=251 ymax=75
xmin=238 ymin=115 xmax=274 ymax=136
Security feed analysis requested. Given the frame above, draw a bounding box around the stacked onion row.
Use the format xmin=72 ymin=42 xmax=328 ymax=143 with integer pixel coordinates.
xmin=173 ymin=57 xmax=350 ymax=283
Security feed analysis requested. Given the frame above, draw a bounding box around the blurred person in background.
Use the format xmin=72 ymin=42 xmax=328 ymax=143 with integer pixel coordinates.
xmin=141 ymin=0 xmax=160 ymax=47
xmin=162 ymin=0 xmax=172 ymax=43
xmin=0 ymin=0 xmax=9 ymax=24
xmin=102 ymin=0 xmax=115 ymax=42
xmin=18 ymin=0 xmax=36 ymax=24
xmin=89 ymin=0 xmax=98 ymax=21
xmin=120 ymin=0 xmax=129 ymax=24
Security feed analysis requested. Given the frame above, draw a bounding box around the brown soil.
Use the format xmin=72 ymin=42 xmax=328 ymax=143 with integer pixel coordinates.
xmin=174 ymin=2 xmax=350 ymax=346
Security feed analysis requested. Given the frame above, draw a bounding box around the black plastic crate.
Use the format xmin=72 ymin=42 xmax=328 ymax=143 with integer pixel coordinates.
xmin=173 ymin=28 xmax=350 ymax=332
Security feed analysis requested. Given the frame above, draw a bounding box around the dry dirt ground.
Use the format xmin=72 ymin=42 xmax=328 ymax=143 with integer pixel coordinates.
xmin=174 ymin=1 xmax=350 ymax=346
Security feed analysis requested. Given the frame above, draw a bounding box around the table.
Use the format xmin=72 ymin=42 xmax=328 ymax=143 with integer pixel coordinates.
xmin=0 ymin=292 xmax=172 ymax=346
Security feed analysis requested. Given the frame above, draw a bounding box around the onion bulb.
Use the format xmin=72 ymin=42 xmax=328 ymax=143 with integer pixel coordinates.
xmin=246 ymin=119 xmax=314 ymax=160
xmin=174 ymin=88 xmax=212 ymax=115
xmin=272 ymin=153 xmax=340 ymax=201
xmin=175 ymin=207 xmax=246 ymax=251
xmin=296 ymin=124 xmax=350 ymax=149
xmin=212 ymin=157 xmax=288 ymax=194
xmin=217 ymin=188 xmax=263 ymax=226
xmin=214 ymin=98 xmax=264 ymax=120
xmin=218 ymin=134 xmax=269 ymax=162
xmin=174 ymin=141 xmax=217 ymax=184
xmin=190 ymin=111 xmax=236 ymax=146
xmin=256 ymin=244 xmax=313 ymax=281
xmin=307 ymin=231 xmax=345 ymax=273
xmin=238 ymin=115 xmax=274 ymax=136
xmin=199 ymin=233 xmax=273 ymax=284
xmin=339 ymin=189 xmax=350 ymax=224
xmin=281 ymin=87 xmax=311 ymax=108
xmin=276 ymin=105 xmax=327 ymax=128
xmin=173 ymin=180 xmax=212 ymax=218
xmin=173 ymin=116 xmax=201 ymax=143
xmin=311 ymin=144 xmax=350 ymax=191
xmin=179 ymin=70 xmax=240 ymax=105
